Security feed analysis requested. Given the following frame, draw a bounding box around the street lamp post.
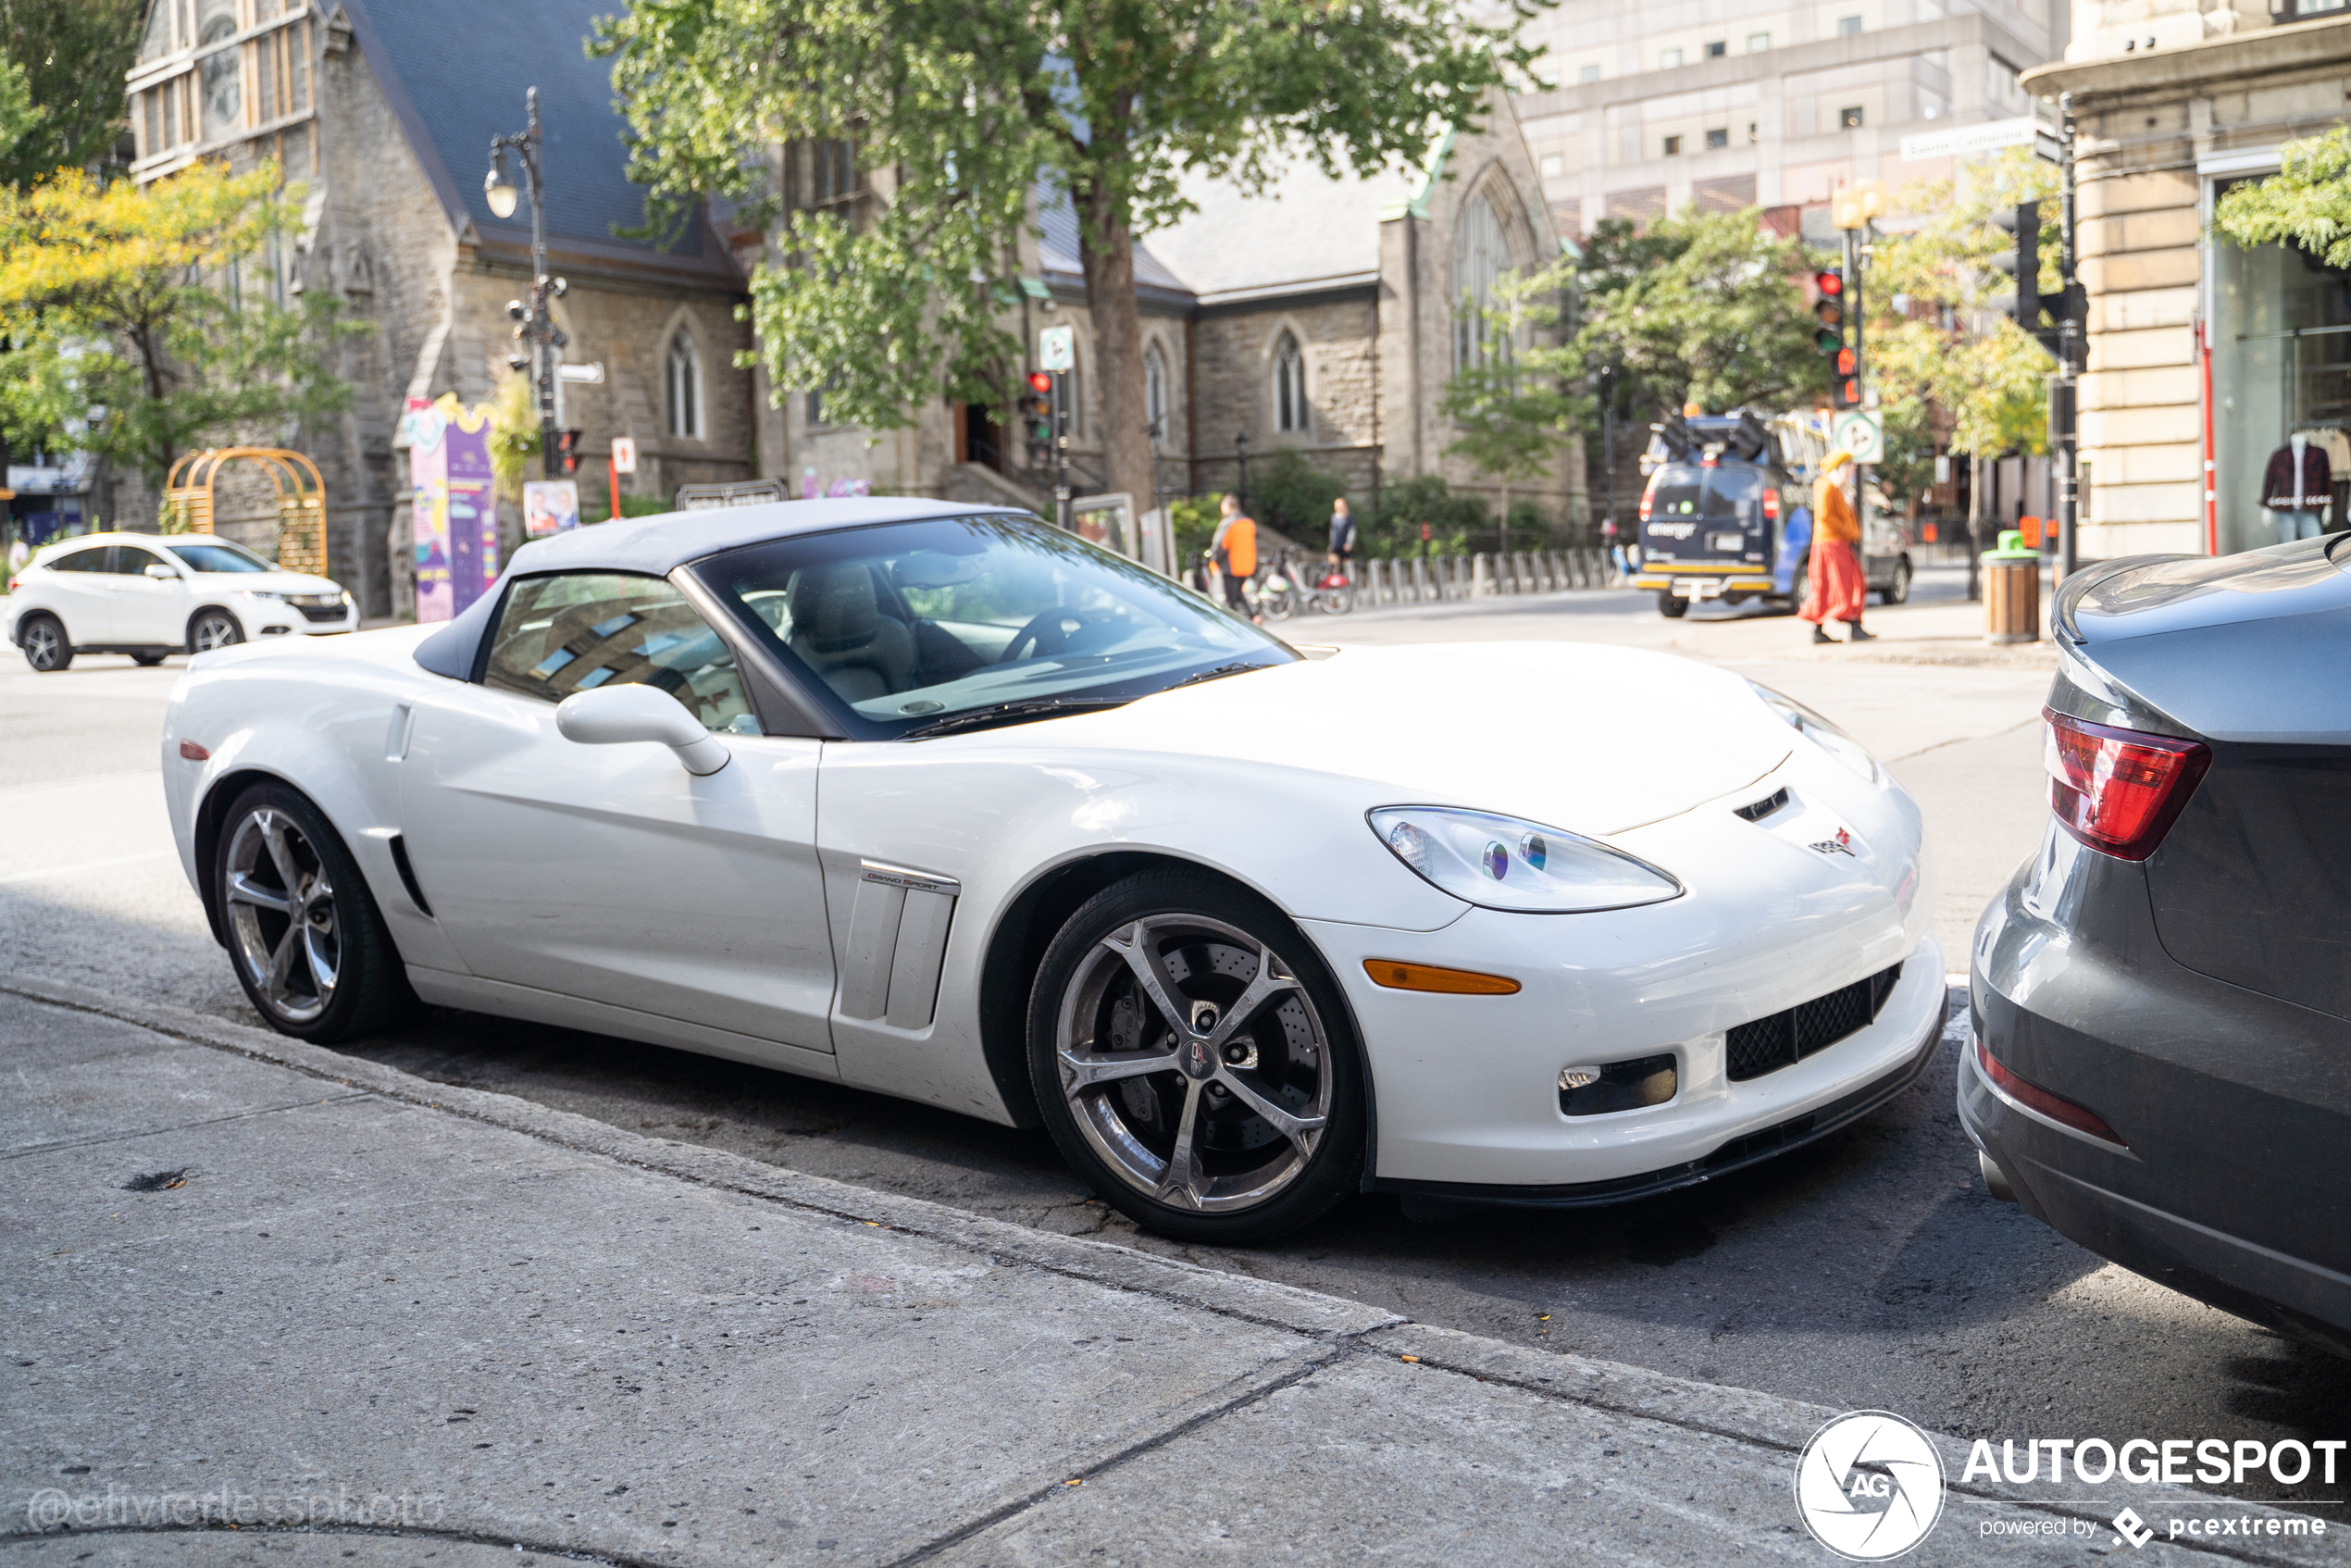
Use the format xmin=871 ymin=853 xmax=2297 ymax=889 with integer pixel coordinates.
xmin=486 ymin=88 xmax=567 ymax=479
xmin=1234 ymin=431 xmax=1249 ymax=510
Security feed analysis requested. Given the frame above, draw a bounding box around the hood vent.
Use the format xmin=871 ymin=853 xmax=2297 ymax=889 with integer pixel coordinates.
xmin=1733 ymin=787 xmax=1790 ymax=823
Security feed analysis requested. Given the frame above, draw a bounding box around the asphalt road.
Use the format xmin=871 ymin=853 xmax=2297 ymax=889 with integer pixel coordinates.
xmin=5 ymin=571 xmax=2345 ymax=1512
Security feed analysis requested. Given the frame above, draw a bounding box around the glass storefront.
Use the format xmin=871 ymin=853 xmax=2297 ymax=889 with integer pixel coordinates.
xmin=2212 ymin=204 xmax=2351 ymax=554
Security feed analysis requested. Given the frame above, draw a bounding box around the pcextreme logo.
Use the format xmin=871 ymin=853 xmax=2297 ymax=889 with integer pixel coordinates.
xmin=1795 ymin=1411 xmax=1947 ymax=1561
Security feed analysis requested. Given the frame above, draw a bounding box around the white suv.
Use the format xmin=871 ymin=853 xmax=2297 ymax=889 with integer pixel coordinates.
xmin=4 ymin=531 xmax=356 ymax=672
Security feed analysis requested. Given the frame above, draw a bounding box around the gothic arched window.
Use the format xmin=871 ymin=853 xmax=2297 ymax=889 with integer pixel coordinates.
xmin=1453 ymin=191 xmax=1514 ymax=371
xmin=666 ymin=329 xmax=703 ymax=440
xmin=1273 ymin=332 xmax=1307 ymax=433
xmin=1144 ymin=342 xmax=1169 ymax=445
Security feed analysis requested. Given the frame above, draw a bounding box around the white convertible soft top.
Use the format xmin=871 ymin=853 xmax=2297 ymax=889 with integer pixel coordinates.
xmin=413 ymin=496 xmax=1030 ymax=680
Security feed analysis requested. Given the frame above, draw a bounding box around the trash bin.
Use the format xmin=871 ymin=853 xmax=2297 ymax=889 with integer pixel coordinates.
xmin=1983 ymin=529 xmax=2041 ymax=645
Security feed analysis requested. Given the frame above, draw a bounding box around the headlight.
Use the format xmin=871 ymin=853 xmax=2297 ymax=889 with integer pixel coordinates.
xmin=1368 ymin=806 xmax=1682 ymax=914
xmin=1749 ymin=681 xmax=1878 ymax=783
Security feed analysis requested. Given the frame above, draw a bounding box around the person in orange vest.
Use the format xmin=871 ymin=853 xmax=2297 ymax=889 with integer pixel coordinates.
xmin=1802 ymin=449 xmax=1874 ymax=644
xmin=1211 ymin=493 xmax=1259 ymax=622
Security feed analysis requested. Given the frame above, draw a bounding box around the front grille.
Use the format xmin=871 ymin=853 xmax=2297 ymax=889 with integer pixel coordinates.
xmin=1723 ymin=964 xmax=1903 ymax=1082
xmin=295 ymin=602 xmax=346 ymax=623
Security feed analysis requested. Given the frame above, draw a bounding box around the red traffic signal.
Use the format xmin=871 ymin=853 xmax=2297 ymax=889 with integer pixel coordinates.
xmin=555 ymin=429 xmax=584 ymax=475
xmin=1813 ymin=269 xmax=1843 ymax=298
xmin=1026 ymin=371 xmax=1052 ymax=394
xmin=1839 ymin=378 xmax=1861 ymax=407
xmin=1836 ymin=347 xmax=1857 ymax=377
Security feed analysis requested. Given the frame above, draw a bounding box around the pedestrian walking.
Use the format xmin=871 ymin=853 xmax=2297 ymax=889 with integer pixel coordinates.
xmin=1801 ymin=449 xmax=1873 ymax=643
xmin=1326 ymin=497 xmax=1356 ymax=579
xmin=1211 ymin=494 xmax=1260 ymax=622
xmin=1601 ymin=517 xmax=1625 ymax=585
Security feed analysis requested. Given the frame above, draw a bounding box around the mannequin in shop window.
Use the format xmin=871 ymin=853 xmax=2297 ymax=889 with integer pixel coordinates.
xmin=2262 ymin=431 xmax=2332 ymax=541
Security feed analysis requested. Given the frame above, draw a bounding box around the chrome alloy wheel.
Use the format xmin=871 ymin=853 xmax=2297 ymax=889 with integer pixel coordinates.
xmin=21 ymin=617 xmax=65 ymax=670
xmin=1053 ymin=914 xmax=1333 ymax=1213
xmin=192 ymin=612 xmax=243 ymax=653
xmin=223 ymin=806 xmax=342 ymax=1025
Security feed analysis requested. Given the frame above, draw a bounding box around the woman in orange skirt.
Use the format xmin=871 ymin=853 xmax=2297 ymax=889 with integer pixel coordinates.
xmin=1801 ymin=449 xmax=1873 ymax=643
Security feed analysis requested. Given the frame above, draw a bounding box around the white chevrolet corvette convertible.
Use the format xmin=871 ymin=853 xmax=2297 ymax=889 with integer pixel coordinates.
xmin=162 ymin=499 xmax=1941 ymax=1240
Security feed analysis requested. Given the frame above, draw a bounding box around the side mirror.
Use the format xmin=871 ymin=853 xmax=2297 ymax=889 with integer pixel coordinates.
xmin=144 ymin=563 xmax=179 ymax=580
xmin=554 ymin=685 xmax=730 ymax=776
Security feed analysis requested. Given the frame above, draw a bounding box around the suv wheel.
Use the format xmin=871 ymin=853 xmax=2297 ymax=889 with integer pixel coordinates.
xmin=190 ymin=609 xmax=244 ymax=653
xmin=19 ymin=614 xmax=71 ymax=672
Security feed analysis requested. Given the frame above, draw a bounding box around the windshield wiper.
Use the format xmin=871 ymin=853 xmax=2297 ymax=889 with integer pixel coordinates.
xmin=899 ymin=696 xmax=1135 ymax=740
xmin=1165 ymin=661 xmax=1263 ymax=691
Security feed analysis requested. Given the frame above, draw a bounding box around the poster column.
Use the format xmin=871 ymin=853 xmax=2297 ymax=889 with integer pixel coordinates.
xmin=404 ymin=394 xmax=501 ymax=623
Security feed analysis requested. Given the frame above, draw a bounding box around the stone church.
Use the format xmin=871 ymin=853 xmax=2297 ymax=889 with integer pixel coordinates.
xmin=123 ymin=1 xmax=1569 ymax=609
xmin=772 ymin=90 xmax=1579 ymax=530
xmin=124 ymin=0 xmax=758 ymax=616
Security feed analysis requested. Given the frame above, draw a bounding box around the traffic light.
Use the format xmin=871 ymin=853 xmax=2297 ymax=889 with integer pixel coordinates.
xmin=1811 ymin=269 xmax=1845 ymax=357
xmin=554 ymin=429 xmax=583 ymax=475
xmin=1989 ymin=202 xmax=2041 ymax=342
xmin=1021 ymin=371 xmax=1055 ymax=457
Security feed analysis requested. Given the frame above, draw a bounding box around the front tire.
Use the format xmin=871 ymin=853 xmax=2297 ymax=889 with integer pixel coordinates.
xmin=19 ymin=613 xmax=71 ymax=672
xmin=214 ymin=782 xmax=415 ymax=1042
xmin=189 ymin=609 xmax=244 ymax=653
xmin=131 ymin=652 xmax=169 ymax=667
xmin=1656 ymin=591 xmax=1688 ymax=618
xmin=1027 ymin=869 xmax=1365 ymax=1243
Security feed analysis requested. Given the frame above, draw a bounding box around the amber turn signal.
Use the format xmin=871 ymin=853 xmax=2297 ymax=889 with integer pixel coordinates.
xmin=178 ymin=740 xmax=210 ymax=761
xmin=1362 ymin=959 xmax=1520 ymax=995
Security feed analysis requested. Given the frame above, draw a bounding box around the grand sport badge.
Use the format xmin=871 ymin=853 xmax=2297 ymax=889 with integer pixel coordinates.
xmin=1795 ymin=1410 xmax=1946 ymax=1560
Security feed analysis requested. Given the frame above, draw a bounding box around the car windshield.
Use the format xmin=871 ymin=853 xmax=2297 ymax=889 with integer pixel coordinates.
xmin=164 ymin=541 xmax=271 ymax=573
xmin=699 ymin=514 xmax=1296 ymax=739
xmin=1647 ymin=465 xmax=1765 ymax=526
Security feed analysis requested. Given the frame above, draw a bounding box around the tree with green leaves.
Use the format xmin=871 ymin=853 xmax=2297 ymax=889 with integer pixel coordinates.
xmin=0 ymin=0 xmax=144 ymax=187
xmin=2213 ymin=126 xmax=2351 ymax=263
xmin=1864 ymin=149 xmax=2061 ymax=508
xmin=0 ymin=163 xmax=356 ymax=489
xmin=1439 ymin=267 xmax=1579 ymax=556
xmin=1571 ymin=207 xmax=1829 ymax=420
xmin=591 ymin=0 xmax=1540 ymax=517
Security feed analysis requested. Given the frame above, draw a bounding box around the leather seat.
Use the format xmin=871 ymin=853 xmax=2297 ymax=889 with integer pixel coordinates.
xmin=788 ymin=565 xmax=914 ymax=702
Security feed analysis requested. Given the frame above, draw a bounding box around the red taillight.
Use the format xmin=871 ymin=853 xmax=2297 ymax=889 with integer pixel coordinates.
xmin=1763 ymin=490 xmax=1780 ymax=520
xmin=1975 ymin=1035 xmax=2126 ymax=1148
xmin=178 ymin=740 xmax=210 ymax=761
xmin=5 ymin=577 xmax=17 ymax=591
xmin=2042 ymin=707 xmax=2208 ymax=862
xmin=1638 ymin=485 xmax=1654 ymax=523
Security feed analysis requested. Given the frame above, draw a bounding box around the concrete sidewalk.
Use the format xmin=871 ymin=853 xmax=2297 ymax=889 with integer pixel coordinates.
xmin=3 ymin=976 xmax=2339 ymax=1567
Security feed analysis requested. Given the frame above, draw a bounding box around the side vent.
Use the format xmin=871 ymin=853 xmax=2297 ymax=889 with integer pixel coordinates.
xmin=387 ymin=834 xmax=433 ymax=917
xmin=1734 ymin=787 xmax=1791 ymax=824
xmin=839 ymin=861 xmax=960 ymax=1029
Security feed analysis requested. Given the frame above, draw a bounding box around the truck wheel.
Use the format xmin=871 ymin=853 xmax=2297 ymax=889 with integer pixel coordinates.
xmin=1883 ymin=557 xmax=1913 ymax=605
xmin=1656 ymin=592 xmax=1688 ymax=619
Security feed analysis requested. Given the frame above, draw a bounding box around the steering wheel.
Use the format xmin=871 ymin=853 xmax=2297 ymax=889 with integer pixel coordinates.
xmin=1000 ymin=608 xmax=1118 ymax=663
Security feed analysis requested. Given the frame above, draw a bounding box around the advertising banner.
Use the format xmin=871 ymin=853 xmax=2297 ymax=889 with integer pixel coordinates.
xmin=523 ymin=479 xmax=580 ymax=538
xmin=407 ymin=394 xmax=501 ymax=623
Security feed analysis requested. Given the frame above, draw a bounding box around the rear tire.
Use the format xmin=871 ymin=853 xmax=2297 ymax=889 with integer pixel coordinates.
xmin=1027 ymin=869 xmax=1365 ymax=1244
xmin=19 ymin=613 xmax=71 ymax=672
xmin=213 ymin=781 xmax=416 ymax=1042
xmin=1656 ymin=591 xmax=1688 ymax=619
xmin=131 ymin=652 xmax=168 ymax=667
xmin=1883 ymin=557 xmax=1913 ymax=605
xmin=1792 ymin=559 xmax=1815 ymax=620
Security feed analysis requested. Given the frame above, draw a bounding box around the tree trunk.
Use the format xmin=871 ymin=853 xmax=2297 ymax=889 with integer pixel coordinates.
xmin=1076 ymin=180 xmax=1154 ymax=529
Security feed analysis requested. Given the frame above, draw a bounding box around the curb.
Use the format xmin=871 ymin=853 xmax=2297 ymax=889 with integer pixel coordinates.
xmin=4 ymin=970 xmax=2333 ymax=1565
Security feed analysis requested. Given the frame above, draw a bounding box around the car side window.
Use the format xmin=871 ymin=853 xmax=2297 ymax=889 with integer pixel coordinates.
xmin=113 ymin=546 xmax=169 ymax=575
xmin=47 ymin=547 xmax=113 ymax=573
xmin=483 ymin=572 xmax=758 ymax=736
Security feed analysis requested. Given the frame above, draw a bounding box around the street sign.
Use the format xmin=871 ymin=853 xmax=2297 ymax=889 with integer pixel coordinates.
xmin=1039 ymin=325 xmax=1074 ymax=373
xmin=1834 ymin=411 xmax=1885 ymax=465
xmin=558 ymin=362 xmax=605 ymax=385
xmin=1898 ymin=117 xmax=2039 ymax=162
xmin=611 ymin=436 xmax=638 ymax=475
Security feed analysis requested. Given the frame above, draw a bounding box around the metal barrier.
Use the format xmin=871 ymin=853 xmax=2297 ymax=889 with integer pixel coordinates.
xmin=1350 ymin=548 xmax=1621 ymax=607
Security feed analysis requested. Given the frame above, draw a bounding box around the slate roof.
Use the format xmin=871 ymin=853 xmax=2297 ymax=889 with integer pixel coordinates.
xmin=1140 ymin=159 xmax=1425 ymax=308
xmin=339 ymin=0 xmax=740 ymax=287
